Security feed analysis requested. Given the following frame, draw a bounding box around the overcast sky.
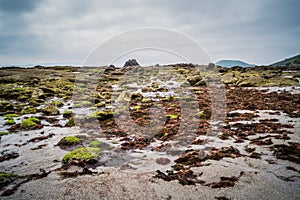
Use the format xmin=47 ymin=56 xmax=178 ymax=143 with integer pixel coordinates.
xmin=0 ymin=0 xmax=299 ymax=66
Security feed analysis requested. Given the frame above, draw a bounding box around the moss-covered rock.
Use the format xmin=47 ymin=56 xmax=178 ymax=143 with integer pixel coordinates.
xmin=3 ymin=113 xmax=19 ymax=118
xmin=222 ymin=72 xmax=239 ymax=85
xmin=63 ymin=110 xmax=73 ymax=118
xmin=0 ymin=101 xmax=13 ymax=112
xmin=62 ymin=147 xmax=101 ymax=164
xmin=21 ymin=117 xmax=41 ymax=128
xmin=17 ymin=95 xmax=29 ymax=101
xmin=95 ymin=110 xmax=119 ymax=120
xmin=65 ymin=136 xmax=80 ymax=143
xmin=21 ymin=106 xmax=37 ymax=115
xmin=31 ymin=89 xmax=45 ymax=99
xmin=141 ymin=98 xmax=152 ymax=103
xmin=57 ymin=136 xmax=81 ymax=148
xmin=5 ymin=118 xmax=16 ymax=125
xmin=187 ymin=75 xmax=204 ymax=86
xmin=0 ymin=132 xmax=11 ymax=136
xmin=29 ymin=99 xmax=41 ymax=106
xmin=50 ymin=100 xmax=64 ymax=107
xmin=0 ymin=172 xmax=19 ymax=187
xmin=42 ymin=105 xmax=60 ymax=115
xmin=88 ymin=140 xmax=103 ymax=148
xmin=74 ymin=100 xmax=93 ymax=107
xmin=167 ymin=114 xmax=178 ymax=119
xmin=66 ymin=119 xmax=76 ymax=127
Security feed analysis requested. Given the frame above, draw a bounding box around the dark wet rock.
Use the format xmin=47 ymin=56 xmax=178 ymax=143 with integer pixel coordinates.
xmin=286 ymin=166 xmax=300 ymax=173
xmin=121 ymin=137 xmax=153 ymax=150
xmin=215 ymin=196 xmax=231 ymax=200
xmin=123 ymin=59 xmax=140 ymax=67
xmin=191 ymin=139 xmax=205 ymax=145
xmin=0 ymin=152 xmax=19 ymax=162
xmin=0 ymin=172 xmax=19 ymax=192
xmin=0 ymin=168 xmax=51 ymax=196
xmin=103 ymin=65 xmax=116 ymax=74
xmin=30 ymin=144 xmax=47 ymax=150
xmin=0 ymin=101 xmax=14 ymax=113
xmin=249 ymin=152 xmax=262 ymax=159
xmin=58 ymin=168 xmax=99 ymax=178
xmin=27 ymin=133 xmax=55 ymax=143
xmin=251 ymin=138 xmax=273 ymax=146
xmin=259 ymin=118 xmax=279 ymax=123
xmin=245 ymin=146 xmax=256 ymax=153
xmin=227 ymin=87 xmax=300 ymax=118
xmin=226 ymin=112 xmax=259 ymax=122
xmin=206 ymin=172 xmax=244 ymax=188
xmin=224 ymin=122 xmax=294 ymax=140
xmin=206 ymin=146 xmax=241 ymax=161
xmin=271 ymin=142 xmax=300 ymax=164
xmin=156 ymin=157 xmax=171 ymax=165
xmin=274 ymin=134 xmax=290 ymax=140
xmin=174 ymin=150 xmax=204 ymax=168
xmin=153 ymin=169 xmax=205 ymax=186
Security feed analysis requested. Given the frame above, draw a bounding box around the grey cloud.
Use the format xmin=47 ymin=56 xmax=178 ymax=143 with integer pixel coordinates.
xmin=0 ymin=0 xmax=39 ymax=13
xmin=0 ymin=0 xmax=299 ymax=66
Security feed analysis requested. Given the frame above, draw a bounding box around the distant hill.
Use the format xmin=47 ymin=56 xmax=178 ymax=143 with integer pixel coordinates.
xmin=215 ymin=60 xmax=255 ymax=68
xmin=271 ymin=54 xmax=300 ymax=66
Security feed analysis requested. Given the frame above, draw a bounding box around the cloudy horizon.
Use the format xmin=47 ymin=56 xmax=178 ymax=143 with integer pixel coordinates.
xmin=0 ymin=0 xmax=299 ymax=67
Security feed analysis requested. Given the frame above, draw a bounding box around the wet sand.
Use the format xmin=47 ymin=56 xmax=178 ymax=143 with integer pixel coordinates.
xmin=0 ymin=65 xmax=300 ymax=199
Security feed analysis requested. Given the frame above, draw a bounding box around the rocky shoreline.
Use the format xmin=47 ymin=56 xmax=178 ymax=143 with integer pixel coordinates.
xmin=0 ymin=64 xmax=299 ymax=199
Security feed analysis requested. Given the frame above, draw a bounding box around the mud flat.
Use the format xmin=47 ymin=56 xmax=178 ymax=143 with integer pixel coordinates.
xmin=0 ymin=65 xmax=299 ymax=199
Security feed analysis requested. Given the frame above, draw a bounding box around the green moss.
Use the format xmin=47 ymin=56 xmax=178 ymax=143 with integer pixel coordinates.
xmin=63 ymin=110 xmax=73 ymax=118
xmin=21 ymin=106 xmax=37 ymax=115
xmin=141 ymin=98 xmax=152 ymax=103
xmin=65 ymin=136 xmax=81 ymax=144
xmin=167 ymin=114 xmax=178 ymax=119
xmin=95 ymin=102 xmax=105 ymax=108
xmin=18 ymin=95 xmax=29 ymax=101
xmin=0 ymin=132 xmax=11 ymax=136
xmin=0 ymin=172 xmax=19 ymax=178
xmin=89 ymin=107 xmax=97 ymax=110
xmin=82 ymin=101 xmax=93 ymax=107
xmin=0 ymin=101 xmax=13 ymax=110
xmin=42 ymin=105 xmax=60 ymax=115
xmin=162 ymin=96 xmax=172 ymax=101
xmin=197 ymin=111 xmax=205 ymax=117
xmin=66 ymin=119 xmax=75 ymax=126
xmin=29 ymin=99 xmax=41 ymax=106
xmin=50 ymin=100 xmax=63 ymax=107
xmin=4 ymin=113 xmax=19 ymax=118
xmin=111 ymin=140 xmax=119 ymax=144
xmin=89 ymin=140 xmax=103 ymax=148
xmin=5 ymin=118 xmax=16 ymax=125
xmin=96 ymin=110 xmax=119 ymax=120
xmin=133 ymin=105 xmax=141 ymax=109
xmin=21 ymin=117 xmax=40 ymax=128
xmin=62 ymin=147 xmax=101 ymax=163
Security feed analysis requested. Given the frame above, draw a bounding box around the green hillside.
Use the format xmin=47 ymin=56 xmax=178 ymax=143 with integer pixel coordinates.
xmin=272 ymin=54 xmax=300 ymax=66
